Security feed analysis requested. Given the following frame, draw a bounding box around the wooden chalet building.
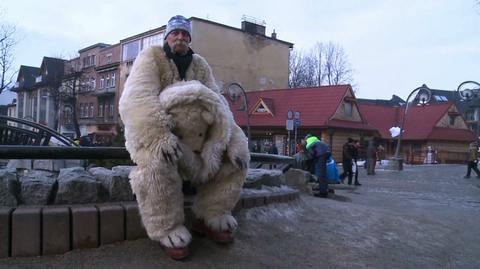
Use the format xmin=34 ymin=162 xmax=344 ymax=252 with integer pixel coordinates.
xmin=228 ymin=85 xmax=378 ymax=160
xmin=359 ymin=102 xmax=475 ymax=164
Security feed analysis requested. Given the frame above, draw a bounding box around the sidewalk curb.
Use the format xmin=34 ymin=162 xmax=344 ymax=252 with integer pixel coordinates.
xmin=0 ymin=189 xmax=300 ymax=258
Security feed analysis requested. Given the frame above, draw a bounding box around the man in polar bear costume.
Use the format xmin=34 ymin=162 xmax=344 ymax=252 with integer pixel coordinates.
xmin=119 ymin=15 xmax=249 ymax=260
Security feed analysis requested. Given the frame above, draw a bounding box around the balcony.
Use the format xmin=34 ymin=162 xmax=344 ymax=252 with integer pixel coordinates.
xmin=95 ymin=87 xmax=116 ymax=97
xmin=78 ymin=117 xmax=117 ymax=125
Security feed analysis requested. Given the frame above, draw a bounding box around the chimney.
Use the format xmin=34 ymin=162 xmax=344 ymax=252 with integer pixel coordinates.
xmin=271 ymin=29 xmax=277 ymax=39
xmin=241 ymin=15 xmax=266 ymax=35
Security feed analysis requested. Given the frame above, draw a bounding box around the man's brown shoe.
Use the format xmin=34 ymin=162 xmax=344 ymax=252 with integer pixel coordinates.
xmin=161 ymin=245 xmax=190 ymax=260
xmin=192 ymin=220 xmax=234 ymax=244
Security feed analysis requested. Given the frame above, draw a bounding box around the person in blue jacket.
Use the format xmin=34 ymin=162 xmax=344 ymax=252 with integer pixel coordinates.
xmin=305 ymin=135 xmax=332 ymax=197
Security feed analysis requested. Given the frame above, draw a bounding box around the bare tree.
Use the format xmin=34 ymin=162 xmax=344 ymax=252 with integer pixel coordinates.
xmin=323 ymin=42 xmax=353 ymax=86
xmin=289 ymin=50 xmax=305 ymax=88
xmin=0 ymin=20 xmax=16 ymax=95
xmin=289 ymin=50 xmax=317 ymax=88
xmin=289 ymin=41 xmax=354 ymax=88
xmin=58 ymin=59 xmax=89 ymax=138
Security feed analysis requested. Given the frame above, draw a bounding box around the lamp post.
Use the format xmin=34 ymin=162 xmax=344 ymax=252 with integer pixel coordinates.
xmin=392 ymin=84 xmax=432 ymax=171
xmin=456 ymin=81 xmax=480 ymax=138
xmin=224 ymin=82 xmax=251 ymax=148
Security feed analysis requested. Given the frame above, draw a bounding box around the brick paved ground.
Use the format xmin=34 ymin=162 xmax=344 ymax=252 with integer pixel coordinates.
xmin=1 ymin=164 xmax=479 ymax=269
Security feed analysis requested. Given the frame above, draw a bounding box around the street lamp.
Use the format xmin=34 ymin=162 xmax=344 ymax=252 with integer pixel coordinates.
xmin=457 ymin=81 xmax=480 ymax=138
xmin=224 ymin=82 xmax=251 ymax=147
xmin=392 ymin=84 xmax=432 ymax=171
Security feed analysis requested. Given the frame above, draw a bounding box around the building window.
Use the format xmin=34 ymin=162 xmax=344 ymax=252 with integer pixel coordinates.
xmin=90 ymin=77 xmax=96 ymax=90
xmin=142 ymin=33 xmax=163 ymax=50
xmin=111 ymin=73 xmax=116 ymax=87
xmin=433 ymin=95 xmax=448 ymax=102
xmin=39 ymin=89 xmax=48 ymax=124
xmin=106 ymin=53 xmax=112 ymax=63
xmin=63 ymin=106 xmax=73 ymax=124
xmin=99 ymin=104 xmax=104 ymax=117
xmin=89 ymin=103 xmax=94 ymax=118
xmin=449 ymin=115 xmax=456 ymax=126
xmin=109 ymin=104 xmax=114 ymax=117
xmin=100 ymin=76 xmax=105 ymax=89
xmin=80 ymin=104 xmax=84 ymax=118
xmin=122 ymin=40 xmax=141 ymax=61
xmin=18 ymin=92 xmax=24 ymax=119
xmin=344 ymin=102 xmax=353 ymax=117
xmin=466 ymin=109 xmax=475 ymax=121
xmin=83 ymin=54 xmax=96 ymax=67
xmin=31 ymin=92 xmax=37 ymax=121
xmin=106 ymin=74 xmax=110 ymax=88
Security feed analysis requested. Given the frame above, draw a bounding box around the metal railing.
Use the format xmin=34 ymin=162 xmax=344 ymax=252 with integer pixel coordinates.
xmin=0 ymin=146 xmax=294 ymax=167
xmin=0 ymin=115 xmax=77 ymax=147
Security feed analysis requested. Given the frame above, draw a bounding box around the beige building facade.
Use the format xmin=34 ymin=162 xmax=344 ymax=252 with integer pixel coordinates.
xmin=190 ymin=17 xmax=293 ymax=92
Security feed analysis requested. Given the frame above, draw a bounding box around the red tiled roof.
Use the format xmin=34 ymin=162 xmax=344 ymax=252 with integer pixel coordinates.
xmin=428 ymin=128 xmax=476 ymax=141
xmin=227 ymin=85 xmax=373 ymax=130
xmin=359 ymin=102 xmax=476 ymax=141
xmin=357 ymin=104 xmax=399 ymax=138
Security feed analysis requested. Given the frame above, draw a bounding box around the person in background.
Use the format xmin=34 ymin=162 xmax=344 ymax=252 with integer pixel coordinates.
xmin=366 ymin=139 xmax=376 ymax=175
xmin=268 ymin=143 xmax=278 ymax=155
xmin=376 ymin=144 xmax=385 ymax=165
xmin=464 ymin=141 xmax=480 ymax=179
xmin=352 ymin=140 xmax=362 ymax=186
xmin=305 ymin=135 xmax=332 ymax=197
xmin=339 ymin=137 xmax=355 ymax=184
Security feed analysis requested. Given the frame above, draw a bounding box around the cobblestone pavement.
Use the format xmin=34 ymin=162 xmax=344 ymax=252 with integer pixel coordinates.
xmin=1 ymin=164 xmax=479 ymax=269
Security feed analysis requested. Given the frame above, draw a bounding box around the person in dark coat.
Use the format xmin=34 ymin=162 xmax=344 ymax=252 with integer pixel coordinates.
xmin=268 ymin=143 xmax=278 ymax=155
xmin=340 ymin=137 xmax=355 ymax=184
xmin=305 ymin=135 xmax=331 ymax=197
xmin=352 ymin=140 xmax=362 ymax=185
xmin=464 ymin=141 xmax=480 ymax=178
xmin=366 ymin=139 xmax=376 ymax=175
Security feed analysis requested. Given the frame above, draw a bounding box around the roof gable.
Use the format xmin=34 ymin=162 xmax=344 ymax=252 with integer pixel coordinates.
xmin=331 ymin=87 xmax=363 ymax=123
xmin=15 ymin=65 xmax=40 ymax=89
xmin=251 ymin=97 xmax=274 ymax=116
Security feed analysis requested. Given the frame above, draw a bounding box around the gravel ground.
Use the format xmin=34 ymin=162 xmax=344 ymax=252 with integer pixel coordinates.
xmin=1 ymin=164 xmax=479 ymax=269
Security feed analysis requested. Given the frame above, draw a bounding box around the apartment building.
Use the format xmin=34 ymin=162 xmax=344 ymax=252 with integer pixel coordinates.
xmin=14 ymin=16 xmax=293 ymax=143
xmin=58 ymin=43 xmax=121 ymax=142
xmin=12 ymin=58 xmax=64 ymax=130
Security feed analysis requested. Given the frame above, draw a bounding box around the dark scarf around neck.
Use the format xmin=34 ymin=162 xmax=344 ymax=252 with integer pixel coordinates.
xmin=163 ymin=43 xmax=194 ymax=80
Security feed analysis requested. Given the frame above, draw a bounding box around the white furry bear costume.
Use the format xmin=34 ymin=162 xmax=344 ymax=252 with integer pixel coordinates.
xmin=119 ymin=45 xmax=249 ymax=248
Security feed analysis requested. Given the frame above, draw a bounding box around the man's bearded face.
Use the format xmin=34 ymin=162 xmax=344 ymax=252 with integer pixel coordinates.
xmin=166 ymin=29 xmax=191 ymax=55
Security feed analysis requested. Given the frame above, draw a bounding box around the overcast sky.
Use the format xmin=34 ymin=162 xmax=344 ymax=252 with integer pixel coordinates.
xmin=1 ymin=0 xmax=479 ymax=104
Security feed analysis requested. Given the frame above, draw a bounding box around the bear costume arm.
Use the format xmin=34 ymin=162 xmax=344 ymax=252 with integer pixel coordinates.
xmin=119 ymin=47 xmax=181 ymax=166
